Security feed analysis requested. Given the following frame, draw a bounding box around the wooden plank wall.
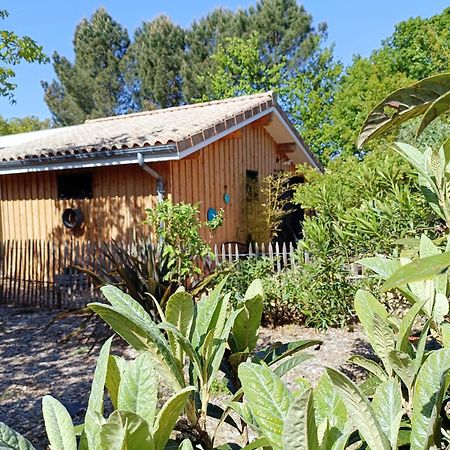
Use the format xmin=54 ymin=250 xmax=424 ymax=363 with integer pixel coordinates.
xmin=0 ymin=163 xmax=168 ymax=243
xmin=170 ymin=124 xmax=284 ymax=244
xmin=0 ymin=123 xmax=285 ymax=250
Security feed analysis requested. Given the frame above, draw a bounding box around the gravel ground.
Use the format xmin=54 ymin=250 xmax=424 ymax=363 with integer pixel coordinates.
xmin=0 ymin=305 xmax=371 ymax=449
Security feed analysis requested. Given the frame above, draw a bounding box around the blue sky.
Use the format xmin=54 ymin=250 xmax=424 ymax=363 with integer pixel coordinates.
xmin=1 ymin=0 xmax=448 ymax=120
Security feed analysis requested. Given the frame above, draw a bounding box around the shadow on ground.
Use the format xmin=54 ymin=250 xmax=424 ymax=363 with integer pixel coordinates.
xmin=0 ymin=306 xmax=118 ymax=449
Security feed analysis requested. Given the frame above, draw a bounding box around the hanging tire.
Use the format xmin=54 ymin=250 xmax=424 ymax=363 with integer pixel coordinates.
xmin=62 ymin=208 xmax=84 ymax=229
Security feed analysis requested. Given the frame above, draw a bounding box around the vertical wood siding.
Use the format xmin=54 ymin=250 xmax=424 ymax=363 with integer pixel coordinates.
xmin=0 ymin=164 xmax=168 ymax=242
xmin=170 ymin=124 xmax=283 ymax=244
xmin=0 ymin=125 xmax=282 ymax=245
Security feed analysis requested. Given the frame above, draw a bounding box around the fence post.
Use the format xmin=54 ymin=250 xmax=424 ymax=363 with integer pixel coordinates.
xmin=221 ymin=244 xmax=226 ymax=264
xmin=268 ymin=242 xmax=273 ymax=264
xmin=289 ymin=242 xmax=295 ymax=269
xmin=282 ymin=242 xmax=288 ymax=267
xmin=275 ymin=242 xmax=281 ymax=273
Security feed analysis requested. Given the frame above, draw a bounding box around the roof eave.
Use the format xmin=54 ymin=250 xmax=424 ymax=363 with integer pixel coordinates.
xmin=0 ymin=144 xmax=178 ymax=175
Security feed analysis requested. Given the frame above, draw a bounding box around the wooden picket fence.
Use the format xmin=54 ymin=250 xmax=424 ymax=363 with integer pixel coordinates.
xmin=0 ymin=239 xmax=363 ymax=309
xmin=0 ymin=239 xmax=107 ymax=309
xmin=212 ymin=241 xmax=299 ymax=272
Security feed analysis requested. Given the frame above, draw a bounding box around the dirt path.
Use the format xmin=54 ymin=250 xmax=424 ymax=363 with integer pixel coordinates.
xmin=0 ymin=306 xmax=370 ymax=449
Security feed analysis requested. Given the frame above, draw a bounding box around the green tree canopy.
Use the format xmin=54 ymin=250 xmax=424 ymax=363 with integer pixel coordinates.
xmin=207 ymin=32 xmax=283 ymax=99
xmin=314 ymin=7 xmax=450 ymax=161
xmin=42 ymin=8 xmax=130 ymax=125
xmin=0 ymin=115 xmax=50 ymax=135
xmin=383 ymin=7 xmax=450 ymax=80
xmin=246 ymin=0 xmax=324 ymax=74
xmin=0 ymin=10 xmax=48 ymax=103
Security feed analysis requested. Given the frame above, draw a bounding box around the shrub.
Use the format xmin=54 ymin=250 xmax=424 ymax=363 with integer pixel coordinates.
xmin=263 ymin=257 xmax=360 ymax=329
xmin=216 ymin=255 xmax=360 ymax=329
xmin=145 ymin=199 xmax=223 ymax=284
xmin=216 ymin=257 xmax=275 ymax=302
xmin=295 ymin=148 xmax=439 ymax=261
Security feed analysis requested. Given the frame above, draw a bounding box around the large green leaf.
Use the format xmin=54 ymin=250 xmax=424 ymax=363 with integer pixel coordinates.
xmin=191 ymin=277 xmax=228 ymax=349
xmin=410 ymin=348 xmax=450 ymax=449
xmin=418 ymin=174 xmax=443 ymax=219
xmin=412 ymin=320 xmax=431 ymax=379
xmin=254 ymin=339 xmax=321 ymax=366
xmin=418 ymin=90 xmax=450 ymax=135
xmin=314 ymin=373 xmax=347 ymax=431
xmin=238 ymin=362 xmax=291 ymax=450
xmin=177 ymin=439 xmax=194 ymax=450
xmin=230 ymin=290 xmax=263 ymax=354
xmin=348 ymin=356 xmax=388 ymax=382
xmin=100 ymin=411 xmax=153 ymax=450
xmin=244 ymin=278 xmax=265 ymax=301
xmin=84 ymin=336 xmax=112 ymax=450
xmin=282 ymin=389 xmax=319 ymax=450
xmin=396 ymin=300 xmax=427 ymax=354
xmin=272 ymin=353 xmax=313 ymax=378
xmin=240 ymin=438 xmax=271 ymax=449
xmin=371 ymin=380 xmax=403 ymax=448
xmin=382 ymin=252 xmax=450 ymax=292
xmin=152 ymin=386 xmax=196 ymax=450
xmin=101 ymin=285 xmax=151 ymax=325
xmin=392 ymin=143 xmax=434 ymax=186
xmin=441 ymin=322 xmax=450 ymax=348
xmin=354 ymin=290 xmax=393 ymax=372
xmin=97 ymin=286 xmax=185 ymax=387
xmin=208 ymin=308 xmax=242 ymax=389
xmin=358 ymin=257 xmax=399 ymax=279
xmin=156 ymin=322 xmax=203 ymax=383
xmin=0 ymin=422 xmax=37 ymax=450
xmin=357 ymin=73 xmax=450 ymax=147
xmin=326 ymin=368 xmax=390 ymax=450
xmin=371 ymin=314 xmax=395 ymax=376
xmin=106 ymin=355 xmax=125 ymax=409
xmin=42 ymin=395 xmax=77 ymax=450
xmin=89 ymin=303 xmax=184 ymax=389
xmin=118 ymin=353 xmax=158 ymax=427
xmin=165 ymin=289 xmax=194 ymax=363
xmin=388 ymin=350 xmax=415 ymax=390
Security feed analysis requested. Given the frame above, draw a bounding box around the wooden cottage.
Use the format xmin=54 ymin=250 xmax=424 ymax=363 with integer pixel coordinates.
xmin=0 ymin=92 xmax=320 ymax=307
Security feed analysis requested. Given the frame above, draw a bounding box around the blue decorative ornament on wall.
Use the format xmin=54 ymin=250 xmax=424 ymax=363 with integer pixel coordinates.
xmin=223 ymin=185 xmax=230 ymax=205
xmin=207 ymin=207 xmax=218 ymax=221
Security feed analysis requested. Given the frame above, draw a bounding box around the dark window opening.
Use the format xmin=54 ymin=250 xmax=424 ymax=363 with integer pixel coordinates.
xmin=57 ymin=172 xmax=93 ymax=200
xmin=246 ymin=170 xmax=259 ymax=201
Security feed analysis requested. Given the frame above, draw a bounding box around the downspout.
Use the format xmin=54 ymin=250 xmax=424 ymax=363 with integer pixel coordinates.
xmin=137 ymin=152 xmax=164 ymax=202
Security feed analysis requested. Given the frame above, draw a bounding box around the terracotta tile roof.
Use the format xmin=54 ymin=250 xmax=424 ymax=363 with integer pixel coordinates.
xmin=0 ymin=92 xmax=276 ymax=161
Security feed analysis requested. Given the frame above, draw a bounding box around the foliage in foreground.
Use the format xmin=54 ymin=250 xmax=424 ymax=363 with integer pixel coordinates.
xmin=3 ymin=240 xmax=450 ymax=448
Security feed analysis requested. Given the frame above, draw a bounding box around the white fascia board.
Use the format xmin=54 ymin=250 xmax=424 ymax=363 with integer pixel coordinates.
xmin=270 ymin=108 xmax=319 ymax=169
xmin=0 ymin=148 xmax=179 ymax=175
xmin=177 ymin=107 xmax=275 ymax=159
xmin=178 ymin=106 xmax=320 ymax=169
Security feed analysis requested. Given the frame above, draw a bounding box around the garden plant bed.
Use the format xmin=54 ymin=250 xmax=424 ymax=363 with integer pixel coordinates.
xmin=0 ymin=305 xmax=370 ymax=449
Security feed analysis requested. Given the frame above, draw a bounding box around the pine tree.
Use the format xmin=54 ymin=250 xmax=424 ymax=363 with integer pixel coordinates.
xmin=129 ymin=15 xmax=185 ymax=109
xmin=42 ymin=8 xmax=130 ymax=125
xmin=247 ymin=0 xmax=324 ymax=74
